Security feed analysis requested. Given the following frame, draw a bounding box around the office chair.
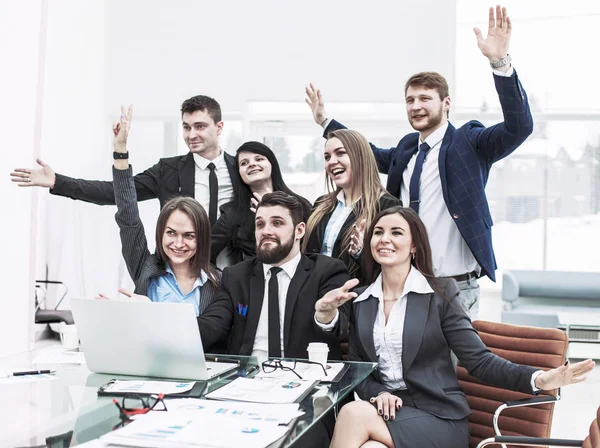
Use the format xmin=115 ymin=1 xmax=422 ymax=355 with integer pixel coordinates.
xmin=477 ymin=405 xmax=599 ymax=447
xmin=35 ymin=279 xmax=74 ymax=326
xmin=458 ymin=320 xmax=569 ymax=448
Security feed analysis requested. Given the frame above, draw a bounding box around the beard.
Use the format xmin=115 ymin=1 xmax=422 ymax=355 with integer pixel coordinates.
xmin=409 ymin=105 xmax=444 ymax=132
xmin=256 ymin=236 xmax=294 ymax=265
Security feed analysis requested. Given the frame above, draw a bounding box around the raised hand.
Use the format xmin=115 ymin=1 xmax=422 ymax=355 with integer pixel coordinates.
xmin=315 ymin=278 xmax=360 ymax=324
xmin=305 ymin=83 xmax=327 ymax=126
xmin=348 ymin=219 xmax=367 ymax=256
xmin=534 ymin=358 xmax=595 ymax=391
xmin=250 ymin=190 xmax=270 ymax=213
xmin=10 ymin=158 xmax=56 ymax=188
xmin=473 ymin=5 xmax=511 ymax=61
xmin=370 ymin=393 xmax=403 ymax=421
xmin=113 ymin=104 xmax=133 ymax=152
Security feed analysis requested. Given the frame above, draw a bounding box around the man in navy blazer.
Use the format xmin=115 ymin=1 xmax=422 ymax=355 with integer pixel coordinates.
xmin=305 ymin=6 xmax=533 ymax=318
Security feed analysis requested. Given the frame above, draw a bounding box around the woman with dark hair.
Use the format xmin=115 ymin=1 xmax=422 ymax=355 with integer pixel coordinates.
xmin=99 ymin=106 xmax=220 ymax=321
xmin=303 ymin=129 xmax=400 ymax=281
xmin=211 ymin=141 xmax=311 ymax=265
xmin=314 ymin=206 xmax=594 ymax=448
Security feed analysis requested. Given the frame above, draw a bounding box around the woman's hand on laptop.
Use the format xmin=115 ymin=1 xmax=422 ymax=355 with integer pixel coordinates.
xmin=95 ymin=288 xmax=151 ymax=303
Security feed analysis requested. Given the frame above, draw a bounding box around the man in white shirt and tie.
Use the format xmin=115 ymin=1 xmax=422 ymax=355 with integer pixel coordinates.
xmin=11 ymin=95 xmax=237 ymax=228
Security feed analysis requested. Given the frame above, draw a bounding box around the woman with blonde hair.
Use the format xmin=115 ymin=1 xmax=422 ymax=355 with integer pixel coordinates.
xmin=303 ymin=129 xmax=400 ymax=281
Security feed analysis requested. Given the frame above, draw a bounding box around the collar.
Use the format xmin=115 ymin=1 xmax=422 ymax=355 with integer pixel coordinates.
xmin=193 ymin=150 xmax=225 ymax=170
xmin=262 ymin=251 xmax=302 ymax=280
xmin=354 ymin=267 xmax=434 ymax=303
xmin=420 ymin=122 xmax=448 ymax=149
xmin=336 ymin=189 xmax=361 ymax=207
xmin=165 ymin=263 xmax=208 ymax=288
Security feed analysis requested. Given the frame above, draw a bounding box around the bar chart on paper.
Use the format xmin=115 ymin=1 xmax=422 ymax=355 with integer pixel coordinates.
xmin=102 ymin=412 xmax=289 ymax=447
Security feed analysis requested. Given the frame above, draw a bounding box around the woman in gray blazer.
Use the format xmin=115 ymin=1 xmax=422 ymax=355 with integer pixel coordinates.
xmin=99 ymin=106 xmax=220 ymax=319
xmin=317 ymin=206 xmax=594 ymax=448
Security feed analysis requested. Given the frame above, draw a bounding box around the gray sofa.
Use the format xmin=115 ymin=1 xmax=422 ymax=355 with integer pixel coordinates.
xmin=501 ymin=270 xmax=600 ymax=344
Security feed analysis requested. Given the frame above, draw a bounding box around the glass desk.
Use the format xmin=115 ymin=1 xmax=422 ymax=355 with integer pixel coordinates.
xmin=0 ymin=350 xmax=376 ymax=447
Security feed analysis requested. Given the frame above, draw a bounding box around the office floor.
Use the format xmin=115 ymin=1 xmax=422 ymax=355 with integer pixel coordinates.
xmin=29 ymin=290 xmax=599 ymax=442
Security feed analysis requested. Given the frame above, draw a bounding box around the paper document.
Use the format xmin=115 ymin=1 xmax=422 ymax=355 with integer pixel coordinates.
xmin=255 ymin=361 xmax=347 ymax=382
xmin=205 ymin=377 xmax=317 ymax=404
xmin=161 ymin=398 xmax=303 ymax=425
xmin=102 ymin=380 xmax=195 ymax=395
xmin=33 ymin=348 xmax=86 ymax=365
xmin=101 ymin=411 xmax=289 ymax=448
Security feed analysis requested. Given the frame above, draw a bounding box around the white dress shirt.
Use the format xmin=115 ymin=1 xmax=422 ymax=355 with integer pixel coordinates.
xmin=193 ymin=151 xmax=233 ymax=220
xmin=321 ymin=190 xmax=355 ymax=256
xmin=251 ymin=252 xmax=302 ymax=360
xmin=399 ymin=123 xmax=479 ymax=277
xmin=355 ymin=268 xmax=433 ymax=390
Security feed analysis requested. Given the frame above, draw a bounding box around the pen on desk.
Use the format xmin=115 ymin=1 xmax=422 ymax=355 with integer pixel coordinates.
xmin=12 ymin=369 xmax=56 ymax=376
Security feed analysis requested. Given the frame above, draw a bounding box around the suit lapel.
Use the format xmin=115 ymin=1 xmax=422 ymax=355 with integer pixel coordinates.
xmin=402 ymin=291 xmax=431 ymax=373
xmin=437 ymin=123 xmax=455 ymax=208
xmin=357 ymin=297 xmax=379 ymax=362
xmin=240 ymin=261 xmax=266 ymax=355
xmin=283 ymin=255 xmax=311 ymax=353
xmin=178 ymin=152 xmax=196 ymax=199
xmin=388 ymin=134 xmax=419 ymax=197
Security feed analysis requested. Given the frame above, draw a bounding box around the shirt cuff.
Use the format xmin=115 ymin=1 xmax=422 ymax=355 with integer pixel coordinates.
xmin=493 ymin=65 xmax=514 ymax=77
xmin=531 ymin=370 xmax=544 ymax=392
xmin=321 ymin=118 xmax=332 ymax=129
xmin=314 ymin=310 xmax=339 ymax=331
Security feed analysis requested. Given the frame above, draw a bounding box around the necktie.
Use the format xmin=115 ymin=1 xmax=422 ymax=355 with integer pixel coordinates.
xmin=268 ymin=266 xmax=283 ymax=358
xmin=207 ymin=162 xmax=218 ymax=226
xmin=408 ymin=142 xmax=431 ymax=214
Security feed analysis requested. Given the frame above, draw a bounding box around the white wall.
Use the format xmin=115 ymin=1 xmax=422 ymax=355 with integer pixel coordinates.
xmin=0 ymin=0 xmax=45 ymax=356
xmin=7 ymin=0 xmax=457 ymax=350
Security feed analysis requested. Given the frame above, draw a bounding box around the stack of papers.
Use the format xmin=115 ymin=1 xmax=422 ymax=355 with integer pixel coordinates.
xmin=161 ymin=399 xmax=303 ymax=425
xmin=205 ymin=377 xmax=317 ymax=404
xmin=32 ymin=348 xmax=86 ymax=364
xmin=101 ymin=405 xmax=295 ymax=448
xmin=101 ymin=380 xmax=196 ymax=395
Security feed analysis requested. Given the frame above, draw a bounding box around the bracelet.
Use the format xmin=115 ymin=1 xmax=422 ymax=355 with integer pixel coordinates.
xmin=113 ymin=151 xmax=129 ymax=160
xmin=320 ymin=117 xmax=329 ymax=127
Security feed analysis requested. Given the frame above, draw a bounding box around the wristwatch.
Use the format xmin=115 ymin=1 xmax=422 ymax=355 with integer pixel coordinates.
xmin=490 ymin=54 xmax=511 ymax=69
xmin=113 ymin=151 xmax=129 ymax=159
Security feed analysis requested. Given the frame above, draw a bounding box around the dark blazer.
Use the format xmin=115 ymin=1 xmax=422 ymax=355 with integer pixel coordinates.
xmin=325 ymin=72 xmax=534 ymax=281
xmin=197 ymin=254 xmax=351 ymax=358
xmin=304 ymin=192 xmax=400 ymax=281
xmin=349 ymin=277 xmax=537 ymax=420
xmin=211 ymin=196 xmax=312 ymax=265
xmin=51 ymin=152 xmax=239 ymax=209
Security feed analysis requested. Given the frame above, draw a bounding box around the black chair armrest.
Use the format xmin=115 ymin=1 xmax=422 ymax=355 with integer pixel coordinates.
xmin=477 ymin=435 xmax=583 ymax=447
xmin=505 ymin=395 xmax=559 ymax=408
xmin=494 ymin=393 xmax=560 ymax=436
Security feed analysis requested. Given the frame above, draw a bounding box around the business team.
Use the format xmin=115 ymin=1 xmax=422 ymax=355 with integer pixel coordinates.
xmin=10 ymin=6 xmax=595 ymax=447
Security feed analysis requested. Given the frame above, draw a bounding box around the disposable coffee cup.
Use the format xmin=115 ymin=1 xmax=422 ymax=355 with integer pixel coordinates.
xmin=307 ymin=342 xmax=329 ymax=367
xmin=59 ymin=323 xmax=79 ymax=350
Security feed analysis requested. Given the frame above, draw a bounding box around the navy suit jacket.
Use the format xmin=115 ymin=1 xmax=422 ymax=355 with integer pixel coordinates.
xmin=325 ymin=72 xmax=534 ymax=281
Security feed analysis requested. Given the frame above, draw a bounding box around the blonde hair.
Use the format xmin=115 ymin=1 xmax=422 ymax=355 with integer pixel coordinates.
xmin=302 ymin=129 xmax=387 ymax=271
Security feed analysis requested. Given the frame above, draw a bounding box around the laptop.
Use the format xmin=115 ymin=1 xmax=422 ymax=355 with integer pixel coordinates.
xmin=70 ymin=299 xmax=237 ymax=380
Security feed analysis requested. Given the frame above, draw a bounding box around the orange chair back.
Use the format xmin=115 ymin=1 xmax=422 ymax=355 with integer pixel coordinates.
xmin=457 ymin=320 xmax=568 ymax=448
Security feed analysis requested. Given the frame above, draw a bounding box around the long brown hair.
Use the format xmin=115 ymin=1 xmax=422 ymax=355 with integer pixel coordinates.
xmin=362 ymin=206 xmax=443 ymax=295
xmin=302 ymin=129 xmax=387 ymax=268
xmin=155 ymin=197 xmax=218 ymax=286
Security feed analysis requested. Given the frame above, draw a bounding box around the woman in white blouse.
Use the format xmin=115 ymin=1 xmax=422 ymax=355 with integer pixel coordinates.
xmin=319 ymin=206 xmax=594 ymax=448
